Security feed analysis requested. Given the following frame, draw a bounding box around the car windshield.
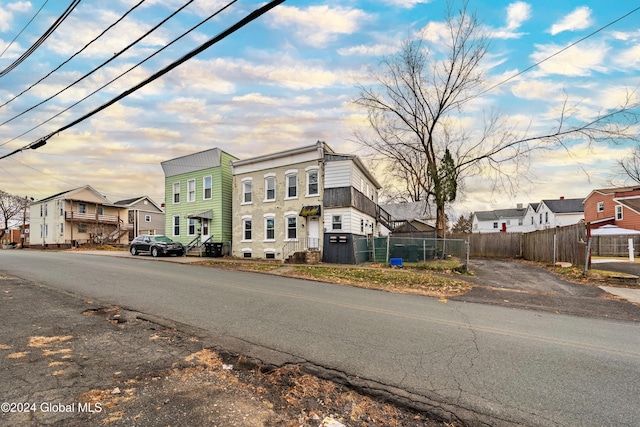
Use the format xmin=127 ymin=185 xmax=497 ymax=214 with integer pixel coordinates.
xmin=151 ymin=236 xmax=173 ymax=243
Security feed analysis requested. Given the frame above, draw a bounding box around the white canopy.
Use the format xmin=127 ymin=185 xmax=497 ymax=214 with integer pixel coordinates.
xmin=591 ymin=224 xmax=640 ymax=236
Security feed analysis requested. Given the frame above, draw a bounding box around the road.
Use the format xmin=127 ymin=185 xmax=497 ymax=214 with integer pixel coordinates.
xmin=2 ymin=250 xmax=640 ymax=426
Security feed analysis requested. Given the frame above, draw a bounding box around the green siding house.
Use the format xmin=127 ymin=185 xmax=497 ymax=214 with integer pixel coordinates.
xmin=161 ymin=148 xmax=237 ymax=251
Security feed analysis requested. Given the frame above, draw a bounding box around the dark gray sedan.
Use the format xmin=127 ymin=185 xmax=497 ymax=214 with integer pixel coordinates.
xmin=129 ymin=235 xmax=185 ymax=257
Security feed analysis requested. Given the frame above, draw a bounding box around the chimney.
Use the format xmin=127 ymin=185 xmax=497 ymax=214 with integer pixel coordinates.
xmin=560 ymin=196 xmax=564 ymax=200
xmin=517 ymin=203 xmax=523 ymax=209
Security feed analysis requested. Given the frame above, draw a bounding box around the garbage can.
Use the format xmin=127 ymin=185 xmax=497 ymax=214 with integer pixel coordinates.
xmin=212 ymin=242 xmax=224 ymax=258
xmin=204 ymin=242 xmax=214 ymax=257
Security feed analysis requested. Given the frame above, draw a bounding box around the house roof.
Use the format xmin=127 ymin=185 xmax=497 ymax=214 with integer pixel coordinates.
xmin=616 ymin=198 xmax=640 ymax=215
xmin=161 ymin=148 xmax=237 ymax=178
xmin=34 ymin=185 xmax=112 ymax=204
xmin=231 ymin=141 xmax=331 ymax=168
xmin=541 ymin=198 xmax=584 ymax=214
xmin=474 ymin=208 xmax=527 ymax=221
xmin=114 ymin=196 xmax=163 ymax=212
xmin=380 ymin=200 xmax=434 ymax=221
xmin=584 ymin=186 xmax=640 ymax=201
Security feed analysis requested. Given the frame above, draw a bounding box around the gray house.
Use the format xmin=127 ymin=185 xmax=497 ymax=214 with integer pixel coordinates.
xmin=114 ymin=196 xmax=165 ymax=241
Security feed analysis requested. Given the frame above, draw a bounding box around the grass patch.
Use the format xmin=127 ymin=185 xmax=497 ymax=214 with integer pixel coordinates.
xmin=283 ymin=265 xmax=471 ymax=297
xmin=401 ymin=258 xmax=468 ymax=273
xmin=194 ymin=259 xmax=283 ymax=273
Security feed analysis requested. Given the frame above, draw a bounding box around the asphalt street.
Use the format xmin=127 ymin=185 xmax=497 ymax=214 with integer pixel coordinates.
xmin=2 ymin=250 xmax=640 ymax=426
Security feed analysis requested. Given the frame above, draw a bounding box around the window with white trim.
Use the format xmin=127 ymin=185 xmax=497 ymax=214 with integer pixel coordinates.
xmin=286 ymin=173 xmax=297 ymax=199
xmin=188 ymin=218 xmax=196 ymax=236
xmin=616 ymin=205 xmax=623 ymax=220
xmin=173 ymin=215 xmax=180 ymax=236
xmin=173 ymin=182 xmax=180 ymax=204
xmin=265 ymin=216 xmax=275 ymax=241
xmin=307 ymin=169 xmax=319 ymax=196
xmin=203 ymin=176 xmax=212 ymax=200
xmin=242 ymin=179 xmax=252 ymax=204
xmin=493 ymin=222 xmax=498 ymax=229
xmin=242 ymin=218 xmax=252 ymax=241
xmin=187 ymin=179 xmax=196 ymax=202
xmin=145 ymin=215 xmax=151 ymax=222
xmin=265 ymin=176 xmax=276 ymax=201
xmin=287 ymin=217 xmax=297 ymax=239
xmin=332 ymin=215 xmax=342 ymax=230
xmin=597 ymin=201 xmax=604 ymax=212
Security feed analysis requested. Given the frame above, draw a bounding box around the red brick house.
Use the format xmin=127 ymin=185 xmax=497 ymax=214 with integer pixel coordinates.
xmin=584 ymin=186 xmax=640 ymax=231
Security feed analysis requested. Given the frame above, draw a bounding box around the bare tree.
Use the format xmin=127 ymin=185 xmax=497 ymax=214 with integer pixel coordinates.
xmin=0 ymin=190 xmax=29 ymax=234
xmin=354 ymin=1 xmax=639 ymax=236
xmin=616 ymin=145 xmax=640 ymax=184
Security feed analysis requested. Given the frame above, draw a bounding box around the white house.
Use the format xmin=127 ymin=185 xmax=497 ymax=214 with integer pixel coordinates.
xmin=472 ymin=205 xmax=530 ymax=233
xmin=535 ymin=198 xmax=584 ymax=229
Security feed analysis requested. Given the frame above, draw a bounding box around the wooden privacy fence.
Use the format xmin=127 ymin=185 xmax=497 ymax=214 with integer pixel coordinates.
xmin=453 ymin=223 xmax=588 ymax=266
xmin=590 ymin=235 xmax=640 ymax=257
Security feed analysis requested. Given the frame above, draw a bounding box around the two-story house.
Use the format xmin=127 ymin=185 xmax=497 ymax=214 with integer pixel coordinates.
xmin=584 ymin=186 xmax=640 ymax=231
xmin=113 ymin=196 xmax=165 ymax=240
xmin=161 ymin=148 xmax=238 ymax=252
xmin=29 ymin=185 xmax=129 ymax=248
xmin=472 ymin=205 xmax=530 ymax=233
xmin=535 ymin=198 xmax=584 ymax=229
xmin=230 ymin=141 xmax=390 ymax=263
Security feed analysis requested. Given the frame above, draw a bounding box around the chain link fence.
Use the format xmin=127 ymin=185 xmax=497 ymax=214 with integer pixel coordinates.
xmin=353 ymin=236 xmax=468 ymax=264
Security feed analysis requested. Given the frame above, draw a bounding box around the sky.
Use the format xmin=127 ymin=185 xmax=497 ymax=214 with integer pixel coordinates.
xmin=0 ymin=0 xmax=638 ymax=218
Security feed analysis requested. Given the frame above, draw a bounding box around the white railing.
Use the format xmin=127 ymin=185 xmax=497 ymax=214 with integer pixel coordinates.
xmin=282 ymin=237 xmax=320 ymax=261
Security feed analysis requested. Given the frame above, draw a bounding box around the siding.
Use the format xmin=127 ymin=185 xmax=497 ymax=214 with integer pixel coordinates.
xmin=324 ymin=161 xmax=351 ymax=188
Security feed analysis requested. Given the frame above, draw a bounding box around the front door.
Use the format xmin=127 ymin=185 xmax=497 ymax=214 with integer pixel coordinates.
xmin=201 ymin=219 xmax=210 ymax=241
xmin=307 ymin=217 xmax=319 ymax=249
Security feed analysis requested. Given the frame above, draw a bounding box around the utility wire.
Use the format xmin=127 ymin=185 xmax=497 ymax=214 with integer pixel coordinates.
xmin=476 ymin=5 xmax=640 ymax=99
xmin=0 ymin=0 xmax=146 ymax=110
xmin=0 ymin=0 xmax=230 ymax=148
xmin=0 ymin=0 xmax=50 ymax=60
xmin=0 ymin=0 xmax=82 ymax=77
xmin=0 ymin=0 xmax=286 ymax=160
xmin=0 ymin=0 xmax=185 ymax=127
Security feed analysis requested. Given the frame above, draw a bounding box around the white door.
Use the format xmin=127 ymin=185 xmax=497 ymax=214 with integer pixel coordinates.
xmin=307 ymin=217 xmax=319 ymax=249
xmin=201 ymin=219 xmax=210 ymax=241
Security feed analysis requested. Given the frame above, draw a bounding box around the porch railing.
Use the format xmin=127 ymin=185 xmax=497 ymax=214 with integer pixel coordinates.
xmin=185 ymin=235 xmax=213 ymax=256
xmin=282 ymin=237 xmax=320 ymax=261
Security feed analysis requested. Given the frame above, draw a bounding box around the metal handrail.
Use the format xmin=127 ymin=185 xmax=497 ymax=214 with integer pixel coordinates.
xmin=282 ymin=237 xmax=319 ymax=261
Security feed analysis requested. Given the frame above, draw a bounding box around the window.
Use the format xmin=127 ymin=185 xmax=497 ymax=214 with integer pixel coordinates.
xmin=173 ymin=182 xmax=180 ymax=204
xmin=265 ymin=176 xmax=276 ymax=201
xmin=173 ymin=215 xmax=180 ymax=236
xmin=597 ymin=201 xmax=604 ymax=212
xmin=265 ymin=252 xmax=276 ymax=259
xmin=265 ymin=217 xmax=275 ymax=241
xmin=545 ymin=212 xmax=548 ymax=223
xmin=203 ymin=176 xmax=212 ymax=200
xmin=332 ymin=215 xmax=342 ymax=230
xmin=242 ymin=218 xmax=252 ymax=241
xmin=493 ymin=222 xmax=498 ymax=229
xmin=44 ymin=203 xmax=48 ymax=216
xmin=145 ymin=215 xmax=151 ymax=222
xmin=243 ymin=251 xmax=252 ymax=258
xmin=286 ymin=173 xmax=297 ymax=198
xmin=616 ymin=205 xmax=623 ymax=220
xmin=59 ymin=201 xmax=64 ymax=216
xmin=307 ymin=169 xmax=319 ymax=196
xmin=79 ymin=203 xmax=86 ymax=214
xmin=187 ymin=179 xmax=196 ymax=202
xmin=539 ymin=213 xmax=542 ymax=225
xmin=78 ymin=223 xmax=87 ymax=233
xmin=360 ymin=219 xmax=364 ymax=233
xmin=97 ymin=206 xmax=104 ymax=216
xmin=287 ymin=217 xmax=297 ymax=239
xmin=242 ymin=179 xmax=252 ymax=204
xmin=531 ymin=216 xmax=534 ymax=225
xmin=518 ymin=218 xmax=523 ymax=226
xmin=59 ymin=223 xmax=64 ymax=235
xmin=188 ymin=218 xmax=196 ymax=236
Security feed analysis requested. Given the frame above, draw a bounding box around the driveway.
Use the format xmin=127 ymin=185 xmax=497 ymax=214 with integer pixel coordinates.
xmin=452 ymin=259 xmax=640 ymax=322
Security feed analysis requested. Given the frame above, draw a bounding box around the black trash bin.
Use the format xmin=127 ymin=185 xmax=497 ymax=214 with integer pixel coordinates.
xmin=211 ymin=242 xmax=223 ymax=258
xmin=203 ymin=242 xmax=214 ymax=257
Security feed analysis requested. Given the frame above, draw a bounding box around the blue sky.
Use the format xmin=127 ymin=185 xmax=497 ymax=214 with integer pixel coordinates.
xmin=0 ymin=0 xmax=638 ymax=216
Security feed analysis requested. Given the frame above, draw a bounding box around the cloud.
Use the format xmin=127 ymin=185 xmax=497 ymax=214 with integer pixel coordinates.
xmin=505 ymin=1 xmax=531 ymax=31
xmin=613 ymin=44 xmax=640 ymax=70
xmin=232 ymin=93 xmax=279 ymax=105
xmin=268 ymin=5 xmax=370 ymax=48
xmin=378 ymin=0 xmax=431 ymax=7
xmin=0 ymin=1 xmax=32 ymax=32
xmin=529 ymin=41 xmax=608 ymax=77
xmin=549 ymin=6 xmax=593 ymax=35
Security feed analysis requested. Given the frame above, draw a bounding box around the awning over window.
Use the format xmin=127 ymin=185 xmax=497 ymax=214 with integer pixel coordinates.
xmin=187 ymin=209 xmax=213 ymax=220
xmin=300 ymin=205 xmax=321 ymax=217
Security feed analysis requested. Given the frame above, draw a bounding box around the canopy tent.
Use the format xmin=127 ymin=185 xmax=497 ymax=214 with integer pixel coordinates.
xmin=590 ymin=224 xmax=640 ymax=235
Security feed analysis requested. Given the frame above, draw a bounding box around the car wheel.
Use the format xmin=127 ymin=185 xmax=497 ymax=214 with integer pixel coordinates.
xmin=130 ymin=246 xmax=137 ymax=256
xmin=151 ymin=247 xmax=159 ymax=257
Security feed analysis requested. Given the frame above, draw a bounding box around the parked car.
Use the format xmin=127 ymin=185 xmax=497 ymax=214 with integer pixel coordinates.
xmin=129 ymin=235 xmax=185 ymax=257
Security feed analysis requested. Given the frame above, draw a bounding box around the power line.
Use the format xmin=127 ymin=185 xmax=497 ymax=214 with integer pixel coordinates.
xmin=0 ymin=0 xmax=185 ymax=128
xmin=0 ymin=0 xmax=82 ymax=77
xmin=0 ymin=0 xmax=50 ymax=60
xmin=477 ymin=5 xmax=640 ymax=98
xmin=0 ymin=0 xmax=229 ymax=148
xmin=0 ymin=0 xmax=286 ymax=161
xmin=0 ymin=0 xmax=146 ymax=110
